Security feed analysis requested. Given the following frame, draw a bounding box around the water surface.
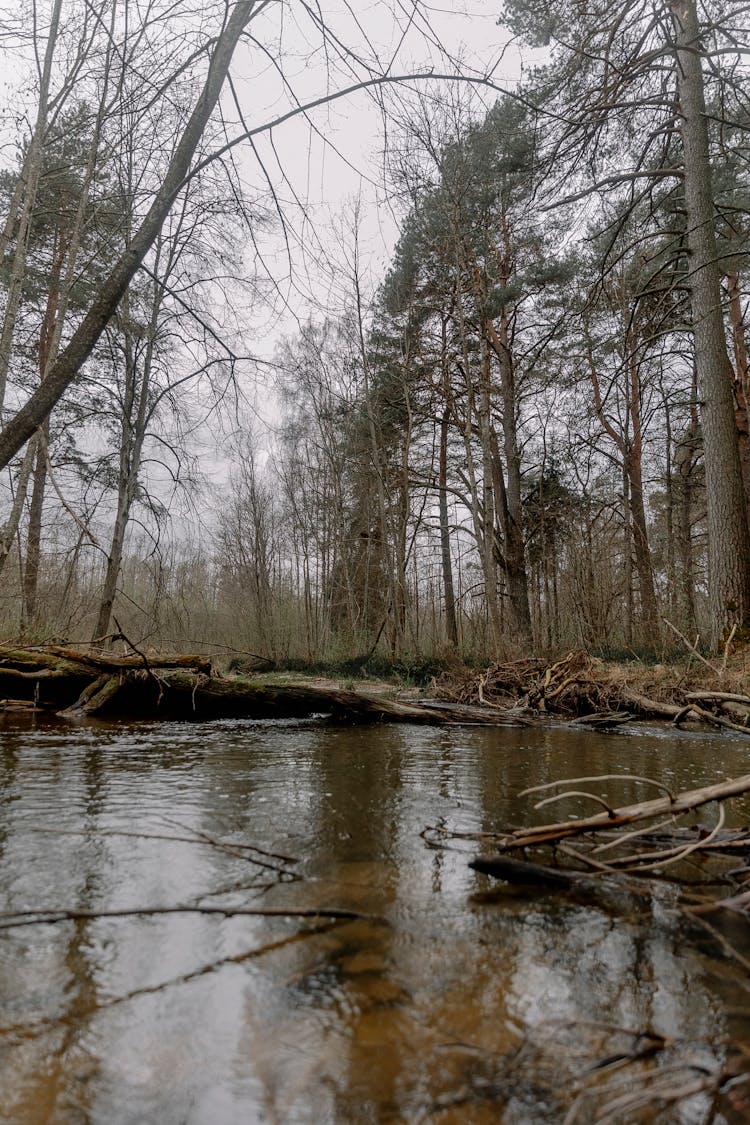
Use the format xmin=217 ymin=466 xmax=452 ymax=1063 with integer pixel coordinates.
xmin=1 ymin=717 xmax=750 ymax=1123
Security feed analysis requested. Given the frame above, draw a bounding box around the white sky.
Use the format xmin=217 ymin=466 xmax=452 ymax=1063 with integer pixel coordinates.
xmin=223 ymin=1 xmax=541 ymax=348
xmin=179 ymin=0 xmax=547 ymax=497
xmin=0 ymin=1 xmax=544 ymax=532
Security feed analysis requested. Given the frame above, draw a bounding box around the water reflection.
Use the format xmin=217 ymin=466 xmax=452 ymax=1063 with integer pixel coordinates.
xmin=0 ymin=718 xmax=749 ymax=1122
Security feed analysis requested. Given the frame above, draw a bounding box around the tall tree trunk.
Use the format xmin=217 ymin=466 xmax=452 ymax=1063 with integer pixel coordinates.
xmin=628 ymin=455 xmax=659 ymax=647
xmin=672 ymin=0 xmax=750 ymax=646
xmin=22 ymin=426 xmax=48 ymax=629
xmin=626 ymin=339 xmax=659 ymax=646
xmin=92 ymin=282 xmax=154 ymax=643
xmin=452 ymin=253 xmax=500 ymax=654
xmin=663 ymin=390 xmax=677 ymax=618
xmin=23 ymin=221 xmax=69 ymax=625
xmin=438 ymin=404 xmax=459 ymax=647
xmin=92 ymin=465 xmax=135 ymax=644
xmin=622 ymin=466 xmax=634 ymax=648
xmin=0 ymin=439 xmax=37 ymax=575
xmin=675 ymin=366 xmax=700 ymax=634
xmin=494 ymin=308 xmax=532 ymax=643
xmin=675 ymin=439 xmax=698 ymax=635
xmin=478 ymin=339 xmax=503 ymax=652
xmin=726 ymin=271 xmax=750 ymax=519
xmin=355 ymin=275 xmax=402 ymax=657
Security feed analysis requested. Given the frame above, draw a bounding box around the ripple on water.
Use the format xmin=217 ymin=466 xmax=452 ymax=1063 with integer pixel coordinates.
xmin=0 ymin=718 xmax=748 ymax=1123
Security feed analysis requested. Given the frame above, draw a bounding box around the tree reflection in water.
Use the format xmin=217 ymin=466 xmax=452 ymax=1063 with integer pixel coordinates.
xmin=0 ymin=718 xmax=748 ymax=1122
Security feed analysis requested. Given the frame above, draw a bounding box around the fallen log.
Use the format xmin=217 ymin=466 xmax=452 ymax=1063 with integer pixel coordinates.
xmin=409 ymin=699 xmax=532 ymax=724
xmin=469 ymin=855 xmax=581 ymax=888
xmin=681 ymin=701 xmax=750 ymax=734
xmin=22 ymin=645 xmax=212 ymax=675
xmin=495 ymin=772 xmax=750 ymax=850
xmin=143 ymin=672 xmax=533 ymax=724
xmin=61 ymin=674 xmax=124 ymax=716
xmin=616 ymin=688 xmax=684 ymax=719
xmin=5 ymin=641 xmax=748 ymax=729
xmin=685 ymin=691 xmax=750 ymax=705
xmin=0 ymin=645 xmax=535 ymax=724
xmin=0 ymin=647 xmax=97 ymax=708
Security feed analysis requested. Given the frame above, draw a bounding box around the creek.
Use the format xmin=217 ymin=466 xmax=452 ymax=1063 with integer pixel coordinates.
xmin=1 ymin=716 xmax=750 ymax=1123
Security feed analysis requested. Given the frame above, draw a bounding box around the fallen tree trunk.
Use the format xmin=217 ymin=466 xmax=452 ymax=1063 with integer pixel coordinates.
xmin=21 ymin=645 xmax=212 ymax=674
xmin=130 ymin=671 xmax=532 ymax=724
xmin=0 ymin=645 xmax=532 ymax=724
xmin=3 ymin=642 xmax=746 ymax=729
xmin=60 ymin=674 xmax=124 ymax=716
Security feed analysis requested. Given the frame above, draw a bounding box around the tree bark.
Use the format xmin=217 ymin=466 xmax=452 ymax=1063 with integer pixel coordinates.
xmin=672 ymin=0 xmax=750 ymax=646
xmin=439 ymin=404 xmax=459 ymax=647
xmin=726 ymin=271 xmax=750 ymax=518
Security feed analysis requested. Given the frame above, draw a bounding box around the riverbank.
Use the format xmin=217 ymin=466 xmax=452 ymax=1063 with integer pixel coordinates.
xmin=431 ymin=648 xmax=750 ymax=732
xmin=2 ymin=642 xmax=750 ymax=732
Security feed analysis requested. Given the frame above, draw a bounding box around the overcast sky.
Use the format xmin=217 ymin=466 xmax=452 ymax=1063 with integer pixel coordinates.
xmin=226 ymin=2 xmax=541 ymax=344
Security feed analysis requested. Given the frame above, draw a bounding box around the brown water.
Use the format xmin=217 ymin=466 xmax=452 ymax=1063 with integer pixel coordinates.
xmin=1 ymin=716 xmax=750 ymax=1124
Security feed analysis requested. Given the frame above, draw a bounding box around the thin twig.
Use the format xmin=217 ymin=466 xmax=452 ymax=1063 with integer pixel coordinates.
xmin=615 ymin=804 xmax=726 ymax=874
xmin=534 ymin=790 xmax=617 ymax=817
xmin=592 ymin=815 xmax=680 ymax=855
xmin=689 ymin=912 xmax=750 ymax=974
xmin=27 ymin=824 xmax=299 ymax=864
xmin=521 ymin=775 xmax=675 ymax=802
xmin=0 ymin=904 xmax=379 ymax=930
xmin=159 ymin=817 xmax=299 ymax=878
xmin=0 ymin=922 xmax=343 ymax=1040
xmin=720 ymin=623 xmax=738 ymax=680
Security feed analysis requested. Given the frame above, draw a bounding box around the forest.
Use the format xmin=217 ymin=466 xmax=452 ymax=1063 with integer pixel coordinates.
xmin=0 ymin=0 xmax=749 ymax=666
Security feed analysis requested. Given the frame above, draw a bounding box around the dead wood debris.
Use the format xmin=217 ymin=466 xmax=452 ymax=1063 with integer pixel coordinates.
xmin=0 ymin=643 xmax=534 ymax=724
xmin=422 ymin=769 xmax=750 ymax=1114
xmin=428 ymin=769 xmax=750 ymax=927
xmin=4 ymin=641 xmax=750 ymax=729
xmin=0 ymin=904 xmax=376 ymax=931
xmin=435 ymin=770 xmax=750 ymax=874
xmin=424 ymin=1021 xmax=750 ymax=1123
xmin=433 ymin=648 xmax=750 ymax=732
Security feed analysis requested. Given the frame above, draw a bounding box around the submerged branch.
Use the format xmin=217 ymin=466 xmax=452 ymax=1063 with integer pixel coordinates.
xmin=0 ymin=904 xmax=380 ymax=930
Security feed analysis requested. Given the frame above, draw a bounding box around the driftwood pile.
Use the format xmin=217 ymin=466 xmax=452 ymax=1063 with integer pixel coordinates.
xmin=434 ymin=649 xmax=750 ymax=733
xmin=418 ymin=765 xmax=750 ymax=1118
